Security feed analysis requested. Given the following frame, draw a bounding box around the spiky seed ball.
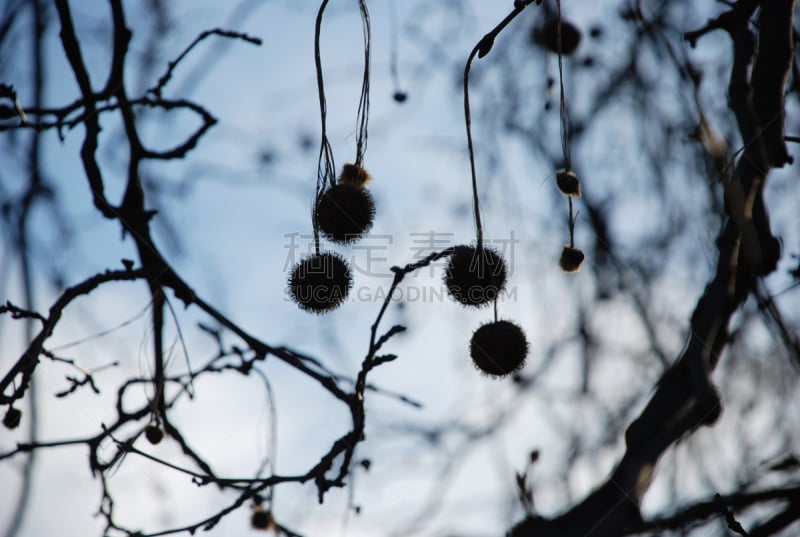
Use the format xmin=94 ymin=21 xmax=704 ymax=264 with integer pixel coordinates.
xmin=251 ymin=507 xmax=274 ymax=530
xmin=3 ymin=407 xmax=21 ymax=429
xmin=559 ymin=245 xmax=585 ymax=273
xmin=144 ymin=424 xmax=164 ymax=445
xmin=469 ymin=320 xmax=529 ymax=378
xmin=288 ymin=253 xmax=353 ymax=314
xmin=339 ymin=163 xmax=372 ymax=188
xmin=444 ymin=245 xmax=507 ymax=307
xmin=315 ymin=184 xmax=375 ymax=244
xmin=556 ymin=169 xmax=581 ymax=197
xmin=392 ymin=91 xmax=408 ymax=103
xmin=533 ymin=19 xmax=582 ymax=55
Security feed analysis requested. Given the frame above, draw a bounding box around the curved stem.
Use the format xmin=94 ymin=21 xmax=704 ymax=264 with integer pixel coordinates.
xmin=463 ymin=47 xmax=484 ymax=249
xmin=463 ymin=0 xmax=536 ymax=249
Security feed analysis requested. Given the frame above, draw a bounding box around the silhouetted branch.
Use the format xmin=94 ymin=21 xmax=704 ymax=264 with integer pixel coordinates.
xmin=0 ymin=268 xmax=147 ymax=406
xmin=510 ymin=0 xmax=795 ymax=534
xmin=625 ymin=485 xmax=800 ymax=535
xmin=148 ymin=29 xmax=262 ymax=98
xmin=53 ymin=0 xmax=115 ymax=219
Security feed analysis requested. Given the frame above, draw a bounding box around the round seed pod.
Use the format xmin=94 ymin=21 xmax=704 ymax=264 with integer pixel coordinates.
xmin=444 ymin=245 xmax=507 ymax=307
xmin=144 ymin=424 xmax=164 ymax=445
xmin=469 ymin=320 xmax=529 ymax=378
xmin=339 ymin=163 xmax=372 ymax=188
xmin=288 ymin=252 xmax=353 ymax=314
xmin=3 ymin=407 xmax=21 ymax=429
xmin=251 ymin=507 xmax=274 ymax=530
xmin=532 ymin=19 xmax=582 ymax=55
xmin=556 ymin=169 xmax=581 ymax=197
xmin=315 ymin=184 xmax=375 ymax=244
xmin=559 ymin=245 xmax=585 ymax=273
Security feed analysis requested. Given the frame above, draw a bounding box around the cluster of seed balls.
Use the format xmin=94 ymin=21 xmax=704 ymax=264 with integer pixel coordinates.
xmin=444 ymin=245 xmax=528 ymax=378
xmin=288 ymin=164 xmax=375 ymax=314
xmin=456 ymin=16 xmax=587 ymax=377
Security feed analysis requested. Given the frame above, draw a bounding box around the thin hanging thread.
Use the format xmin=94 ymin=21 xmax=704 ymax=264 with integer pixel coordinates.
xmin=314 ymin=0 xmax=335 ymax=255
xmin=568 ymin=196 xmax=575 ymax=247
xmin=555 ymin=0 xmax=576 ymax=247
xmin=354 ymin=0 xmax=371 ymax=168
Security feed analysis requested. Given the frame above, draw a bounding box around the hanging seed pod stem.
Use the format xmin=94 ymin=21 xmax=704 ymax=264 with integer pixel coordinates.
xmin=388 ymin=0 xmax=407 ymax=102
xmin=463 ymin=0 xmax=536 ymax=249
xmin=555 ymin=0 xmax=571 ymax=172
xmin=568 ymin=196 xmax=575 ymax=246
xmin=463 ymin=49 xmax=485 ymax=249
xmin=554 ymin=0 xmax=585 ymax=272
xmin=446 ymin=2 xmax=534 ymax=308
xmin=354 ymin=0 xmax=371 ymax=169
xmin=313 ymin=0 xmax=374 ymax=246
xmin=314 ymin=0 xmax=336 ymax=255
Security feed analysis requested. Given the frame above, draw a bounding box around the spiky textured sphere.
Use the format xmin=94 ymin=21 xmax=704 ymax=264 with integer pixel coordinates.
xmin=533 ymin=19 xmax=582 ymax=55
xmin=469 ymin=320 xmax=529 ymax=378
xmin=444 ymin=245 xmax=507 ymax=307
xmin=288 ymin=253 xmax=353 ymax=314
xmin=559 ymin=245 xmax=585 ymax=273
xmin=315 ymin=184 xmax=375 ymax=244
xmin=556 ymin=169 xmax=581 ymax=197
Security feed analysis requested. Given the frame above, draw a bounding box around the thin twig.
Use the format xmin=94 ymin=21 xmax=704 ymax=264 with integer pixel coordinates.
xmin=147 ymin=28 xmax=262 ymax=98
